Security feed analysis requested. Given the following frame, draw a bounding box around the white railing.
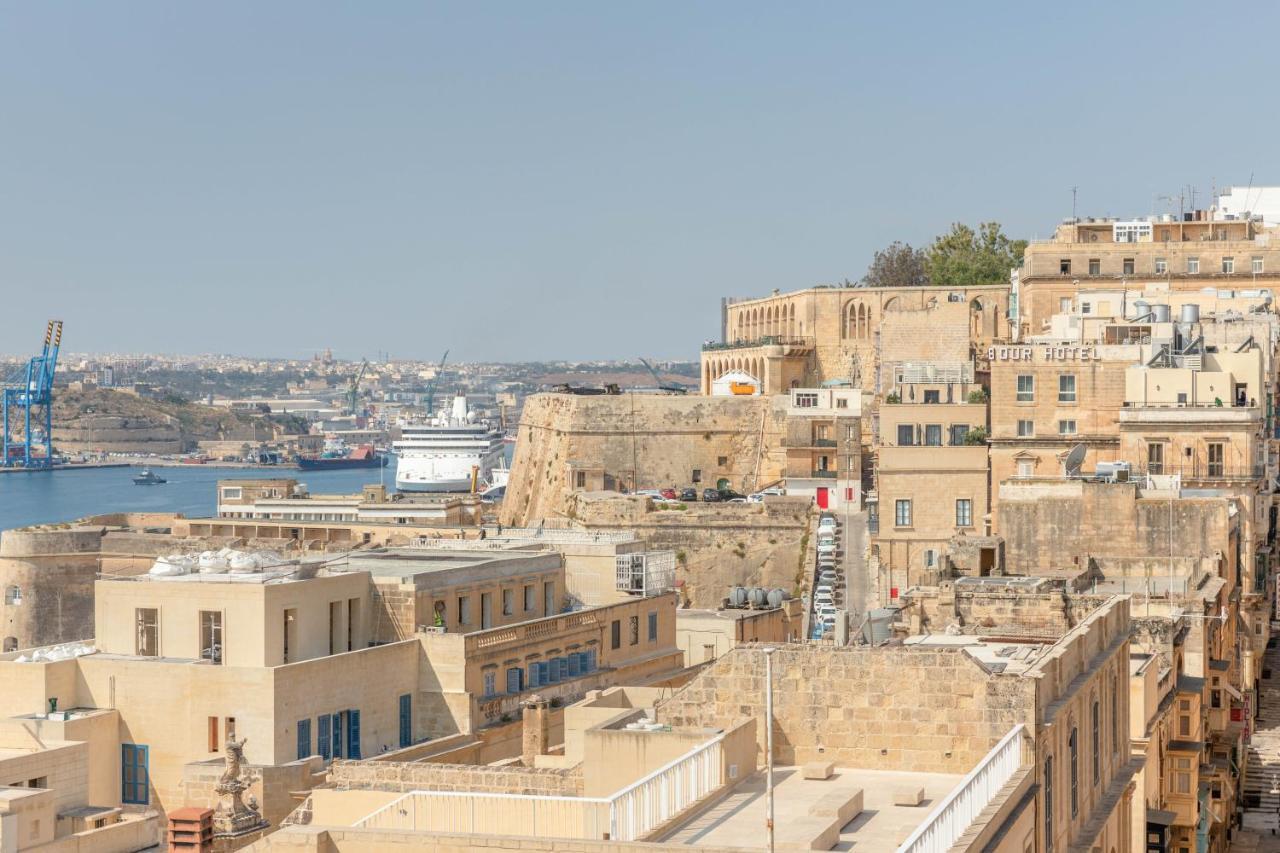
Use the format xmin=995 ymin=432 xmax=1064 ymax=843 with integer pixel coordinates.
xmin=895 ymin=724 xmax=1026 ymax=853
xmin=607 ymin=733 xmax=725 ymax=841
xmin=353 ymin=735 xmax=726 ymax=842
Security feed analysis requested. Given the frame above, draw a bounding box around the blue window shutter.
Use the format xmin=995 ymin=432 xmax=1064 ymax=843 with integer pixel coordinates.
xmin=586 ymin=649 xmax=596 ymax=671
xmin=297 ymin=719 xmax=311 ymax=760
xmin=331 ymin=714 xmax=342 ymax=759
xmin=527 ymin=663 xmax=539 ymax=689
xmin=318 ymin=716 xmax=331 ymax=760
xmin=567 ymin=653 xmax=580 ymax=678
xmin=122 ymin=744 xmax=149 ymax=805
xmin=539 ymin=661 xmax=549 ymax=684
xmin=399 ymin=695 xmax=412 ymax=748
xmin=348 ymin=710 xmax=361 ymax=760
xmin=506 ymin=667 xmax=520 ymax=694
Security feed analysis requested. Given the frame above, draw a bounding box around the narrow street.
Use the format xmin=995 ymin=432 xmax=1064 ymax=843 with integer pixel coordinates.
xmin=1235 ymin=629 xmax=1280 ymax=850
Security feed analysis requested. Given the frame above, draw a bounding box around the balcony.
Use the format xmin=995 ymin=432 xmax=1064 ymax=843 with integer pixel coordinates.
xmin=811 ymin=469 xmax=838 ymax=479
xmin=1131 ymin=464 xmax=1264 ymax=484
xmin=702 ymin=335 xmax=815 ymax=352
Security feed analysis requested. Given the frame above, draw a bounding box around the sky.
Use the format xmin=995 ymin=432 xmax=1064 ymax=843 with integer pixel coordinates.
xmin=3 ymin=2 xmax=1279 ymax=363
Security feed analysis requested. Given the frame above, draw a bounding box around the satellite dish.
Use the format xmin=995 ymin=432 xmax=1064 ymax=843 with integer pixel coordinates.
xmin=1062 ymin=444 xmax=1087 ymax=478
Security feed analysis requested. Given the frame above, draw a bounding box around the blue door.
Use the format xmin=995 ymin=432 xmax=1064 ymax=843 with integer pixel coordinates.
xmin=318 ymin=715 xmax=331 ymax=760
xmin=122 ymin=744 xmax=149 ymax=804
xmin=297 ymin=719 xmax=311 ymax=760
xmin=347 ymin=710 xmax=361 ymax=760
xmin=331 ymin=712 xmax=343 ymax=759
xmin=398 ymin=695 xmax=412 ymax=748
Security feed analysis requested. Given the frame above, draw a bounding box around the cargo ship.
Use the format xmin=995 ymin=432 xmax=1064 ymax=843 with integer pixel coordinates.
xmin=296 ymin=437 xmax=388 ymax=471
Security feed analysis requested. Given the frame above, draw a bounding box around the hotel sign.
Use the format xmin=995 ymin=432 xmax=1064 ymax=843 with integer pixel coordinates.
xmin=986 ymin=345 xmax=1103 ymax=362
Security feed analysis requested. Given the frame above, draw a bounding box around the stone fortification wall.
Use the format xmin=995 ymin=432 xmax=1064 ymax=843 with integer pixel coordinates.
xmin=656 ymin=644 xmax=1030 ymax=773
xmin=568 ymin=494 xmax=810 ymax=608
xmin=998 ymin=481 xmax=1232 ymax=573
xmin=502 ymin=394 xmax=790 ymax=528
xmin=54 ymin=414 xmax=184 ymax=454
xmin=0 ymin=527 xmax=107 ymax=651
xmin=326 ymin=759 xmax=583 ymax=796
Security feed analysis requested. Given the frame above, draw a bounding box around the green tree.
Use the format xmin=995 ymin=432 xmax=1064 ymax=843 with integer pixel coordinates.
xmin=862 ymin=241 xmax=928 ymax=288
xmin=925 ymin=222 xmax=1027 ymax=286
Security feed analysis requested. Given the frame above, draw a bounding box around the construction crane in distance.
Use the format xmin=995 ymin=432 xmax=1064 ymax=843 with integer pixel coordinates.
xmin=345 ymin=359 xmax=370 ymax=416
xmin=3 ymin=320 xmax=64 ymax=468
xmin=638 ymin=357 xmax=688 ymax=394
xmin=424 ymin=350 xmax=449 ymax=415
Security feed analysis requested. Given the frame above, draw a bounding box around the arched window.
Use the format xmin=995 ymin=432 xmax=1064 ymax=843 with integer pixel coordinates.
xmin=3 ymin=586 xmax=20 ymax=606
xmin=1044 ymin=754 xmax=1054 ymax=853
xmin=1069 ymin=727 xmax=1079 ymax=818
xmin=2 ymin=637 xmax=16 ymax=653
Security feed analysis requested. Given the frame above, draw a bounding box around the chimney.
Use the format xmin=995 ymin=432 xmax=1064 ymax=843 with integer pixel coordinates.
xmin=521 ymin=694 xmax=550 ymax=766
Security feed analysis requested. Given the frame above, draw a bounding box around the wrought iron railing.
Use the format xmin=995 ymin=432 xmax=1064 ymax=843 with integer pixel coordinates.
xmin=702 ymin=335 xmax=815 ymax=352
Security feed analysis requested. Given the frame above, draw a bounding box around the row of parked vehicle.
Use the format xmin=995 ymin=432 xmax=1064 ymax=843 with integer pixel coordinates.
xmin=812 ymin=513 xmax=843 ymax=637
xmin=634 ymin=486 xmax=786 ymax=504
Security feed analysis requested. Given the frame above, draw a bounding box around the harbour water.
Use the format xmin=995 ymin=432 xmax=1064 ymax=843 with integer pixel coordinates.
xmin=0 ymin=461 xmax=401 ymax=530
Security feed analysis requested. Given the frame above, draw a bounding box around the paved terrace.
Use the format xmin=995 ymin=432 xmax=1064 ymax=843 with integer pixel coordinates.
xmin=658 ymin=766 xmax=962 ymax=850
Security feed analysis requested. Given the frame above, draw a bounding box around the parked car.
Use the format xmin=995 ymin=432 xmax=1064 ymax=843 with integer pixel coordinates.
xmin=680 ymin=487 xmax=699 ymax=502
xmin=726 ymin=497 xmax=748 ymax=504
xmin=636 ymin=489 xmax=663 ymax=498
xmin=818 ymin=518 xmax=838 ymax=532
xmin=817 ymin=542 xmax=837 ymax=554
xmin=759 ymin=486 xmax=786 ymax=497
xmin=719 ymin=489 xmax=747 ymax=501
xmin=747 ymin=493 xmax=765 ymax=504
xmin=702 ymin=488 xmax=724 ymax=502
xmin=660 ymin=488 xmax=678 ymax=500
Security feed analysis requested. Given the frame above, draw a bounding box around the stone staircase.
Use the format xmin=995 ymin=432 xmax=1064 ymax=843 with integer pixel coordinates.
xmin=1243 ymin=631 xmax=1280 ymax=834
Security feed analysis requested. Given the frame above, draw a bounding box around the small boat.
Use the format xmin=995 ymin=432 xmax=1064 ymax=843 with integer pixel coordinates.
xmin=133 ymin=469 xmax=167 ymax=486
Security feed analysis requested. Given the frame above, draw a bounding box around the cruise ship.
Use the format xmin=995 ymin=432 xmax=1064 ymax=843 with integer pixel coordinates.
xmin=393 ymin=395 xmax=505 ymax=492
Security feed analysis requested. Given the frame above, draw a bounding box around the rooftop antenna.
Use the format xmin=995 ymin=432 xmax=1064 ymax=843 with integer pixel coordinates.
xmin=1062 ymin=443 xmax=1087 ymax=479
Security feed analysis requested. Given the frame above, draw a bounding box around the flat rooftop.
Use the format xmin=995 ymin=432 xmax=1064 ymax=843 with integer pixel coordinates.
xmin=904 ymin=635 xmax=1051 ymax=675
xmin=659 ymin=766 xmax=961 ymax=850
xmin=339 ymin=547 xmax=559 ymax=581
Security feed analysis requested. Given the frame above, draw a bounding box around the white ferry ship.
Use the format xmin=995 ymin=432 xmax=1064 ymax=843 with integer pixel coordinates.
xmin=393 ymin=395 xmax=505 ymax=493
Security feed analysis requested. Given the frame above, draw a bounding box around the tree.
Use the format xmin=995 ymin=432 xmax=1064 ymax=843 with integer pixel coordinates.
xmin=862 ymin=241 xmax=928 ymax=288
xmin=925 ymin=222 xmax=1027 ymax=286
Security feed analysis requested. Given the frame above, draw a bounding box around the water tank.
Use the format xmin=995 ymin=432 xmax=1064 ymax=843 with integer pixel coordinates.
xmin=729 ymin=587 xmax=747 ymax=608
xmin=862 ymin=608 xmax=896 ymax=644
xmin=1151 ymin=304 xmax=1171 ymax=323
xmin=1132 ymin=300 xmax=1150 ymax=320
xmin=748 ymin=587 xmax=767 ymax=608
xmin=767 ymin=588 xmax=789 ymax=609
xmin=1180 ymin=304 xmax=1200 ymax=324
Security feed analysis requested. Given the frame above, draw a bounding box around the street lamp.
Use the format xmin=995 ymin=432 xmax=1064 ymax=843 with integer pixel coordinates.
xmin=763 ymin=646 xmax=777 ymax=853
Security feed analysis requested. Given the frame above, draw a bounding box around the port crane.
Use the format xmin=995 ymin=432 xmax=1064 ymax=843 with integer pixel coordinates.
xmin=345 ymin=359 xmax=369 ymax=416
xmin=424 ymin=350 xmax=449 ymax=415
xmin=2 ymin=320 xmax=64 ymax=469
xmin=638 ymin=357 xmax=688 ymax=394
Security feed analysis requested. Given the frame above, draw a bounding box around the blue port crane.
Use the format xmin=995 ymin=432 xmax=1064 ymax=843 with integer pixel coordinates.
xmin=424 ymin=350 xmax=449 ymax=415
xmin=2 ymin=320 xmax=64 ymax=469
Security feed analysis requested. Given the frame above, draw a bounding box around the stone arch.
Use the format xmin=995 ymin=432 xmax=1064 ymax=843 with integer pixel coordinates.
xmin=788 ymin=303 xmax=796 ymax=336
xmin=970 ymin=297 xmax=988 ymax=339
xmin=735 ymin=313 xmax=745 ymax=342
xmin=843 ymin=300 xmax=856 ymax=338
xmin=858 ymin=304 xmax=869 ymax=339
xmin=2 ymin=637 xmax=15 ymax=653
xmin=882 ymin=296 xmax=901 ymax=312
xmin=3 ymin=586 xmax=19 ymax=606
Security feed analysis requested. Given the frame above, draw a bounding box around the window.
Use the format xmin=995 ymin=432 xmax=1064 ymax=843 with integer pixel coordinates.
xmin=297 ymin=718 xmax=311 ymax=760
xmin=544 ymin=581 xmax=556 ymax=616
xmin=1058 ymin=420 xmax=1077 ymax=435
xmin=794 ymin=392 xmax=818 ymax=408
xmin=1122 ymin=258 xmax=1134 ymax=275
xmin=347 ymin=710 xmax=361 ymax=759
xmin=1091 ymin=701 xmax=1100 ymax=785
xmin=924 ymin=424 xmax=942 ymax=446
xmin=457 ymin=596 xmax=470 ymax=626
xmin=1147 ymin=442 xmax=1164 ymax=475
xmin=1174 ymin=757 xmax=1192 ymax=794
xmin=208 ymin=716 xmax=219 ymax=753
xmin=835 ymin=397 xmax=848 ymax=409
xmin=717 ymin=456 xmax=728 ymax=466
xmin=199 ymin=611 xmax=222 ymax=664
xmin=2 ymin=638 xmax=15 ymax=653
xmin=950 ymin=424 xmax=969 ymax=446
xmin=480 ymin=592 xmax=492 ymax=629
xmin=523 ymin=585 xmax=535 ymax=612
xmin=3 ymin=586 xmax=20 ymax=606
xmin=502 ymin=588 xmax=513 ymax=617
xmin=895 ymin=499 xmax=912 ymax=527
xmin=506 ymin=667 xmax=524 ymax=694
xmin=691 ymin=468 xmax=701 ymax=483
xmin=318 ymin=716 xmax=331 ymax=761
xmin=1017 ymin=419 xmax=1034 ymax=437
xmin=1059 ymin=259 xmax=1071 ymax=275
xmin=1016 ymin=375 xmax=1034 ymax=402
xmin=1222 ymin=257 xmax=1234 ymax=274
xmin=1187 ymin=257 xmax=1199 ymax=274
xmin=611 ymin=620 xmax=621 ymax=650
xmin=1069 ymin=727 xmax=1078 ymax=818
xmin=1253 ymin=256 xmax=1264 ymax=274
xmin=629 ymin=615 xmax=639 ymax=645
xmin=1059 ymin=297 xmax=1072 ymax=313
xmin=483 ymin=670 xmax=497 ymax=697
xmin=648 ymin=611 xmax=658 ymax=641
xmin=1088 ymin=258 xmax=1100 ymax=276
xmin=923 ymin=390 xmax=940 ymax=404
xmin=1080 ymin=302 xmax=1091 ymax=314
xmin=575 ymin=471 xmax=586 ymax=489
xmin=121 ymin=744 xmax=149 ymax=805
xmin=1155 ymin=257 xmax=1167 ymax=275
xmin=1208 ymin=442 xmax=1224 ymax=477
xmin=1044 ymin=755 xmax=1053 ymax=853
xmin=135 ymin=608 xmax=159 ymax=657
xmin=1058 ymin=375 xmax=1076 ymax=403
xmin=220 ymin=486 xmax=242 ymax=501
xmin=897 ymin=424 xmax=914 ymax=446
xmin=956 ymin=499 xmax=972 ymax=527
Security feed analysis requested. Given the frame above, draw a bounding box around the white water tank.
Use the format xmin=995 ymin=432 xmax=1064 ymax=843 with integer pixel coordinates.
xmin=1180 ymin=304 xmax=1200 ymax=324
xmin=1151 ymin=304 xmax=1171 ymax=323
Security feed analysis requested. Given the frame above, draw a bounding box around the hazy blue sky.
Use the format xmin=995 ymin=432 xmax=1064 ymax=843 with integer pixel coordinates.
xmin=3 ymin=2 xmax=1277 ymax=362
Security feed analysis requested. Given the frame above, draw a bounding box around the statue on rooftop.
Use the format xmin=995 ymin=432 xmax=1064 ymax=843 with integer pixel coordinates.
xmin=213 ymin=735 xmax=269 ymax=837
